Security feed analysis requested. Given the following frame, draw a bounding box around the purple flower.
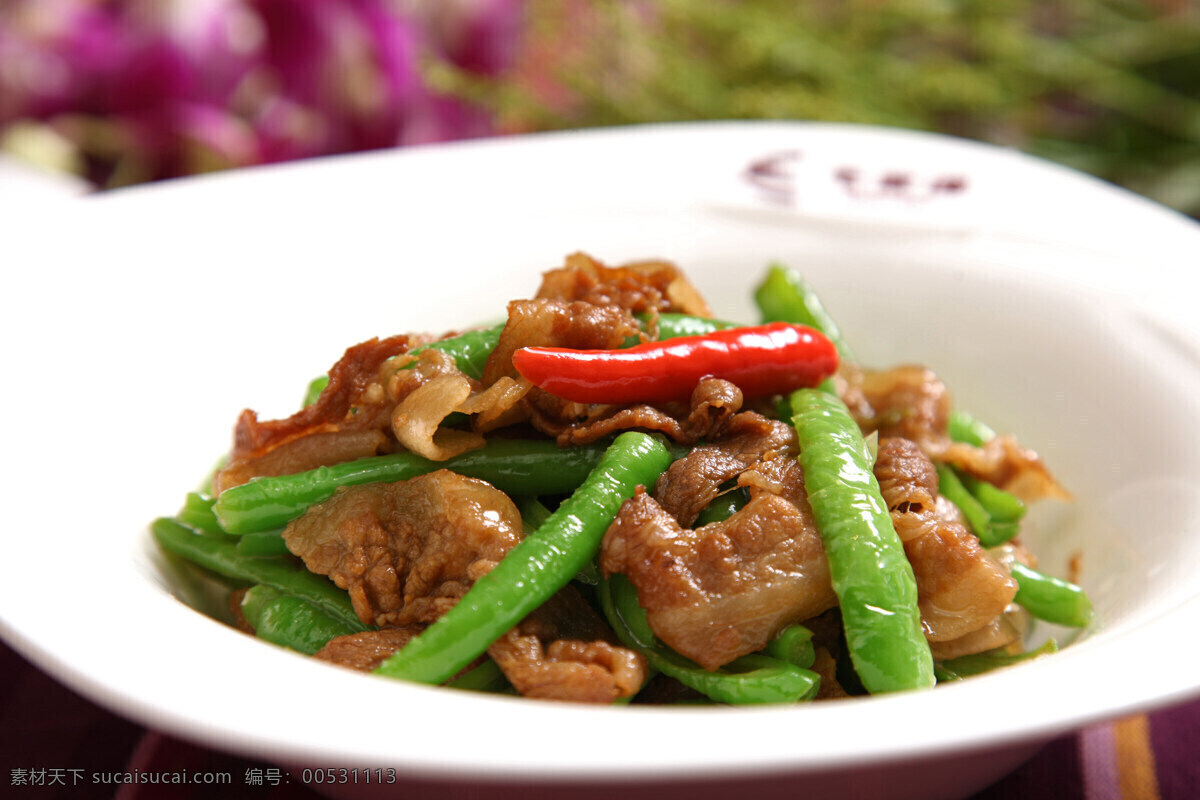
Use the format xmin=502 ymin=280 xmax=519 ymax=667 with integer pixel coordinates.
xmin=0 ymin=0 xmax=528 ymax=186
xmin=431 ymin=0 xmax=527 ymax=77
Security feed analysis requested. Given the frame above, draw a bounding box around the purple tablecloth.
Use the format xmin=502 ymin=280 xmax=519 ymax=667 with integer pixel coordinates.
xmin=4 ymin=639 xmax=1197 ymax=799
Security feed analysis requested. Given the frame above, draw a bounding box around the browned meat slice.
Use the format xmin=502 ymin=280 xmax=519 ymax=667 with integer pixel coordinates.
xmin=839 ymin=364 xmax=951 ymax=446
xmin=874 ymin=438 xmax=1018 ymax=644
xmin=549 ymin=404 xmax=685 ymax=446
xmin=214 ymin=335 xmax=411 ymax=492
xmin=841 ymin=363 xmax=1070 ymax=504
xmin=215 ymin=430 xmax=388 ymax=494
xmin=386 ymin=348 xmax=529 ymax=461
xmin=536 ymin=251 xmax=712 ymax=317
xmin=873 ymin=433 xmax=941 ymax=543
xmin=927 ymin=614 xmax=1023 ymax=661
xmin=282 ymin=470 xmax=523 ymax=627
xmin=936 ymin=436 xmax=1072 ymax=503
xmin=541 ymin=378 xmax=748 ymax=448
xmin=481 ymin=298 xmax=638 ymax=386
xmin=313 ymin=627 xmax=422 ymax=671
xmin=654 ymin=412 xmax=796 ymax=526
xmin=487 ymin=587 xmax=648 ymax=703
xmin=600 ymin=454 xmax=836 ymax=671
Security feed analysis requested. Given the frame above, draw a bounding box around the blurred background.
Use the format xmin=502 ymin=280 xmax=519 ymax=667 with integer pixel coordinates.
xmin=2 ymin=0 xmax=1198 ymax=218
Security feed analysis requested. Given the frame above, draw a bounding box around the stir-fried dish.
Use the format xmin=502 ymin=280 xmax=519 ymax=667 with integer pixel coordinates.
xmin=153 ymin=253 xmax=1092 ymax=704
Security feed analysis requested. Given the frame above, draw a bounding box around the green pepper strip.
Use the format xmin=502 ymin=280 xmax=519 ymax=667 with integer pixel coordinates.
xmin=935 ymin=464 xmax=1020 ymax=548
xmin=758 ymin=265 xmax=1030 ymax=542
xmin=946 ymin=410 xmax=1027 ymax=528
xmin=958 ymin=471 xmax=1026 ymax=524
xmin=177 ymin=492 xmax=227 ymax=536
xmin=444 ymin=659 xmax=512 ymax=693
xmin=151 ymin=517 xmax=367 ymax=632
xmin=598 ymin=575 xmax=820 ymax=704
xmin=302 ymin=375 xmax=329 ymax=408
xmin=1010 ymin=562 xmax=1094 ymax=628
xmin=693 ymin=486 xmax=750 ymax=526
xmin=625 ymin=313 xmax=740 ymax=346
xmin=790 ymin=388 xmax=935 ymax=693
xmin=301 ymin=324 xmax=504 ymax=406
xmin=515 ymin=495 xmax=554 ymax=534
xmin=374 ymin=431 xmax=675 ymax=686
xmin=935 ymin=639 xmax=1059 ymax=682
xmin=947 ymin=409 xmax=996 ymax=448
xmin=765 ymin=624 xmax=817 ymax=669
xmin=516 ymin=495 xmax=601 ymax=585
xmin=235 ymin=530 xmax=291 ymax=557
xmin=240 ymin=584 xmax=362 ymax=655
xmin=214 ymin=438 xmax=613 ymax=535
xmin=755 ymin=263 xmax=855 ymax=363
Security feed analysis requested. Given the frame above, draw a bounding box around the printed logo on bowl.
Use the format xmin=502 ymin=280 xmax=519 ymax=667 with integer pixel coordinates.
xmin=722 ymin=147 xmax=983 ymax=231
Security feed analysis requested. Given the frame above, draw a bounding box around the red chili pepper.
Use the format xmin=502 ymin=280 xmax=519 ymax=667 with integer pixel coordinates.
xmin=511 ymin=322 xmax=839 ymax=404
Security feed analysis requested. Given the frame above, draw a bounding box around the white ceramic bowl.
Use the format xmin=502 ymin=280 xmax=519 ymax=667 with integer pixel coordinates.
xmin=4 ymin=122 xmax=1200 ymax=800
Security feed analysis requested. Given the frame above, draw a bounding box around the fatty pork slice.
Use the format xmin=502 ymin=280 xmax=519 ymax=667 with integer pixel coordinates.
xmin=214 ymin=335 xmax=411 ymax=493
xmin=873 ymin=437 xmax=1018 ymax=644
xmin=841 ymin=363 xmax=1069 ymax=503
xmin=601 ymin=454 xmax=836 ymax=671
xmin=285 ymin=470 xmax=647 ymax=702
xmin=536 ymin=251 xmax=713 ymax=318
xmin=839 ymin=363 xmax=951 ymax=448
xmin=487 ymin=586 xmax=648 ymax=703
xmin=282 ymin=470 xmax=524 ymax=628
xmin=481 ymin=298 xmax=639 ymax=386
xmin=549 ymin=377 xmax=745 ymax=448
xmin=653 ymin=412 xmax=798 ymax=526
xmin=309 ymin=588 xmax=647 ymax=703
xmin=313 ymin=627 xmax=423 ymax=672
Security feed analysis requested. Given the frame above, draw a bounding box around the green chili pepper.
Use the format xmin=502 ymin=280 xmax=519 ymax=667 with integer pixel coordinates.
xmin=235 ymin=529 xmax=291 ymax=557
xmin=935 ymin=463 xmax=990 ymax=535
xmin=301 ymin=323 xmax=507 ymax=407
xmin=958 ymin=471 xmax=1026 ymax=523
xmin=598 ymin=575 xmax=821 ymax=704
xmin=302 ymin=375 xmax=329 ymax=408
xmin=765 ymin=624 xmax=817 ymax=669
xmin=151 ymin=517 xmax=367 ymax=632
xmin=1010 ymin=562 xmax=1094 ymax=628
xmin=240 ymin=584 xmax=362 ymax=655
xmin=935 ymin=639 xmax=1059 ymax=682
xmin=754 ymin=263 xmax=855 ymax=363
xmin=790 ymin=387 xmax=935 ymax=694
xmin=374 ymin=431 xmax=675 ymax=686
xmin=213 ymin=437 xmax=613 ymax=535
xmin=177 ymin=492 xmax=227 ymax=536
xmin=413 ymin=324 xmax=506 ymax=380
xmin=947 ymin=409 xmax=997 ymax=448
xmin=444 ymin=659 xmax=512 ymax=693
xmin=515 ymin=495 xmax=554 ymax=534
xmin=694 ymin=486 xmax=750 ymax=526
xmin=945 ymin=411 xmax=1027 ymax=527
xmin=621 ymin=313 xmax=740 ymax=347
xmin=516 ymin=495 xmax=601 ymax=585
xmin=935 ymin=463 xmax=1020 ymax=548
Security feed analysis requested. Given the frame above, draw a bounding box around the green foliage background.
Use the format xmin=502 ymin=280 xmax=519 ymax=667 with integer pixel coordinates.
xmin=449 ymin=0 xmax=1200 ymax=218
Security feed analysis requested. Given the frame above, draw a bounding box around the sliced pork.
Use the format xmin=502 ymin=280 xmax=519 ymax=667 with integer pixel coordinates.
xmin=601 ymin=454 xmax=836 ymax=671
xmin=874 ymin=437 xmax=1018 ymax=644
xmin=281 ymin=470 xmax=523 ymax=627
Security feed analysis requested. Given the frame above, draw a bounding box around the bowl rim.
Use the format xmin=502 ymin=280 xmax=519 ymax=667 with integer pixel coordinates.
xmin=3 ymin=120 xmax=1200 ymax=784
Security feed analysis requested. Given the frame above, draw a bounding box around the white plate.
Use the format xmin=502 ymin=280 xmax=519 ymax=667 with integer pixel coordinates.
xmin=4 ymin=122 xmax=1200 ymax=800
